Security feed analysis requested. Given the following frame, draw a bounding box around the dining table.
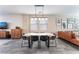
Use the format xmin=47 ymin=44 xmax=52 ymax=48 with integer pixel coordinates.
xmin=23 ymin=33 xmax=55 ymax=48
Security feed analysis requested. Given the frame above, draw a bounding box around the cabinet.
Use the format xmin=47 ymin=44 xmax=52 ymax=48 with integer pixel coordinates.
xmin=0 ymin=31 xmax=10 ymax=39
xmin=0 ymin=32 xmax=6 ymax=38
xmin=11 ymin=29 xmax=22 ymax=39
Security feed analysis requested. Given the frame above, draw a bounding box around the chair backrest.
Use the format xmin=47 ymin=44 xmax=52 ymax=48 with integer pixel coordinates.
xmin=51 ymin=33 xmax=56 ymax=39
xmin=52 ymin=36 xmax=56 ymax=39
xmin=31 ymin=36 xmax=39 ymax=41
xmin=40 ymin=36 xmax=49 ymax=41
xmin=22 ymin=36 xmax=30 ymax=40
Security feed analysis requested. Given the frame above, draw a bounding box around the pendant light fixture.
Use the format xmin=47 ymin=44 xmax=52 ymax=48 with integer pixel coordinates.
xmin=34 ymin=5 xmax=45 ymax=33
xmin=34 ymin=5 xmax=44 ymax=17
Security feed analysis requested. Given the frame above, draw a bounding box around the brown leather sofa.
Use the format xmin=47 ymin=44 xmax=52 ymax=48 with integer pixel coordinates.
xmin=58 ymin=31 xmax=79 ymax=46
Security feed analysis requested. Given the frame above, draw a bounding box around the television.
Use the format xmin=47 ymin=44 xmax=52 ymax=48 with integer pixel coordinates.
xmin=0 ymin=22 xmax=8 ymax=29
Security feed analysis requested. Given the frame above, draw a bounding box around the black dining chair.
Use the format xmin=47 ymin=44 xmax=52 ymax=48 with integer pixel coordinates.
xmin=40 ymin=36 xmax=49 ymax=48
xmin=30 ymin=36 xmax=39 ymax=48
xmin=21 ymin=36 xmax=31 ymax=48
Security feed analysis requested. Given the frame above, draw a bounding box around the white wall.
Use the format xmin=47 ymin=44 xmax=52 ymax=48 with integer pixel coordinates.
xmin=22 ymin=14 xmax=79 ymax=33
xmin=0 ymin=14 xmax=78 ymax=33
xmin=0 ymin=14 xmax=23 ymax=31
xmin=22 ymin=14 xmax=57 ymax=33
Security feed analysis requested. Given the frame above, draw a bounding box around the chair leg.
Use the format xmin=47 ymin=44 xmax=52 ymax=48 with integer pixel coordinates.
xmin=45 ymin=40 xmax=48 ymax=46
xmin=21 ymin=39 xmax=30 ymax=47
xmin=21 ymin=39 xmax=23 ymax=47
xmin=55 ymin=39 xmax=57 ymax=47
xmin=21 ymin=37 xmax=31 ymax=48
xmin=47 ymin=39 xmax=50 ymax=48
xmin=29 ymin=39 xmax=33 ymax=48
xmin=28 ymin=39 xmax=31 ymax=48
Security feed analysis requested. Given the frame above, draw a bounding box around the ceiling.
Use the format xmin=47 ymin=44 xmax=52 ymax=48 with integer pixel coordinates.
xmin=0 ymin=5 xmax=79 ymax=15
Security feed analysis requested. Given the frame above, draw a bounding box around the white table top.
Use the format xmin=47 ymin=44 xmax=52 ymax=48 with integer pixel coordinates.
xmin=23 ymin=33 xmax=55 ymax=36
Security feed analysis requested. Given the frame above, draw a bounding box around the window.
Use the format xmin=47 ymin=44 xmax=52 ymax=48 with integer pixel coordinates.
xmin=67 ymin=18 xmax=75 ymax=29
xmin=30 ymin=18 xmax=38 ymax=31
xmin=56 ymin=17 xmax=77 ymax=30
xmin=75 ymin=19 xmax=79 ymax=29
xmin=30 ymin=17 xmax=48 ymax=32
xmin=39 ymin=18 xmax=48 ymax=31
